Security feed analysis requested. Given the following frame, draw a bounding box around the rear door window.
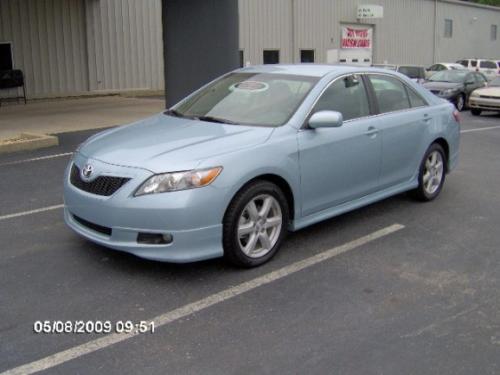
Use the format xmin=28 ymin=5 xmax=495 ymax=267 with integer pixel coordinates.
xmin=407 ymin=88 xmax=428 ymax=108
xmin=368 ymin=75 xmax=411 ymax=113
xmin=480 ymin=60 xmax=496 ymax=69
xmin=313 ymin=74 xmax=370 ymax=121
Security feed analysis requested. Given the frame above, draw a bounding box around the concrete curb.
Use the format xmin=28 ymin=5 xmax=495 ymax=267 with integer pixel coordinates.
xmin=0 ymin=132 xmax=59 ymax=154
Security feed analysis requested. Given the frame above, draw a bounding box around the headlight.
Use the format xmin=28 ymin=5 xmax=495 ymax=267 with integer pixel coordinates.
xmin=135 ymin=167 xmax=222 ymax=196
xmin=440 ymin=88 xmax=459 ymax=96
xmin=470 ymin=91 xmax=480 ymax=98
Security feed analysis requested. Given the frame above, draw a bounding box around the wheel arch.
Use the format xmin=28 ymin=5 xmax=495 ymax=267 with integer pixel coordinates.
xmin=432 ymin=137 xmax=450 ymax=172
xmin=224 ymin=173 xmax=296 ymax=222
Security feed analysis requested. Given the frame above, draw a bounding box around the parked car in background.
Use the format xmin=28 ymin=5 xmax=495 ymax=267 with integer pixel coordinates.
xmin=373 ymin=64 xmax=426 ymax=84
xmin=423 ymin=70 xmax=487 ymax=111
xmin=64 ymin=65 xmax=460 ymax=267
xmin=468 ymin=76 xmax=500 ymax=116
xmin=456 ymin=58 xmax=498 ymax=81
xmin=425 ymin=63 xmax=467 ymax=79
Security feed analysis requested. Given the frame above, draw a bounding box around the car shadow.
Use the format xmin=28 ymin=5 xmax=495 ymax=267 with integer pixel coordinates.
xmin=77 ymin=190 xmax=416 ymax=281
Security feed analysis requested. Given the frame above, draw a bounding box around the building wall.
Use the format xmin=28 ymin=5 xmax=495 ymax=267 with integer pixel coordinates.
xmin=0 ymin=0 xmax=163 ymax=99
xmin=239 ymin=0 xmax=500 ymax=66
xmin=0 ymin=0 xmax=89 ymax=98
xmin=436 ymin=0 xmax=500 ymax=62
xmin=85 ymin=0 xmax=164 ymax=92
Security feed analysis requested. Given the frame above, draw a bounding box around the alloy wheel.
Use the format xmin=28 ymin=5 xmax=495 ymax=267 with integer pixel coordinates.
xmin=237 ymin=194 xmax=283 ymax=258
xmin=423 ymin=150 xmax=444 ymax=195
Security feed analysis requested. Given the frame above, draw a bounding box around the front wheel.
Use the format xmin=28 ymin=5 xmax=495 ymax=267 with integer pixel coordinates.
xmin=412 ymin=143 xmax=446 ymax=202
xmin=223 ymin=181 xmax=289 ymax=267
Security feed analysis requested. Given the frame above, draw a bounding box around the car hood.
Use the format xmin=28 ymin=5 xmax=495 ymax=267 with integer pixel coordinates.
xmin=472 ymin=86 xmax=500 ymax=96
xmin=423 ymin=81 xmax=463 ymax=91
xmin=78 ymin=113 xmax=275 ymax=173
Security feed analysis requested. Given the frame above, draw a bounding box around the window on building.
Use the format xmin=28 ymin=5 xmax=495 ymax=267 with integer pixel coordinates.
xmin=368 ymin=75 xmax=411 ymax=113
xmin=444 ymin=19 xmax=453 ymax=38
xmin=313 ymin=74 xmax=370 ymax=121
xmin=239 ymin=50 xmax=244 ymax=68
xmin=263 ymin=50 xmax=280 ymax=64
xmin=0 ymin=43 xmax=13 ymax=70
xmin=300 ymin=49 xmax=315 ymax=63
xmin=491 ymin=25 xmax=497 ymax=41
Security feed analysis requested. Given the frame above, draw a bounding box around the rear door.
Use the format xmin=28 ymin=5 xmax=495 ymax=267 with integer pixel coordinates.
xmin=366 ymin=74 xmax=429 ymax=189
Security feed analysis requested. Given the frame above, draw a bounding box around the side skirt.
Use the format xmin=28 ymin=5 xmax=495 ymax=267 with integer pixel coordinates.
xmin=290 ymin=179 xmax=418 ymax=231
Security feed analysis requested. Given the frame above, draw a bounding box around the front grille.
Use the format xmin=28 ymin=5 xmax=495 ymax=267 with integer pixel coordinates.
xmin=73 ymin=215 xmax=112 ymax=236
xmin=70 ymin=164 xmax=130 ymax=196
xmin=479 ymin=95 xmax=500 ymax=99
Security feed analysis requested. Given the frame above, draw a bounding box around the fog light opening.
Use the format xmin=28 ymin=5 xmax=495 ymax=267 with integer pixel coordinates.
xmin=137 ymin=232 xmax=173 ymax=245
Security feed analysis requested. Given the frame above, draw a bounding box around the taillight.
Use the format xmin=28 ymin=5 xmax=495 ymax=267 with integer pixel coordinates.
xmin=452 ymin=110 xmax=461 ymax=123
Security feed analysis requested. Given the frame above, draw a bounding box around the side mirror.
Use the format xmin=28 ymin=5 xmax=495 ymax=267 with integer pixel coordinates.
xmin=308 ymin=111 xmax=343 ymax=129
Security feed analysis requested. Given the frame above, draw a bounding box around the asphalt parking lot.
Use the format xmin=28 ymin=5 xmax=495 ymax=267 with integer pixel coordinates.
xmin=1 ymin=111 xmax=500 ymax=375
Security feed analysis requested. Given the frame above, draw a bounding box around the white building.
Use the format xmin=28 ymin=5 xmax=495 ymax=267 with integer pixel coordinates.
xmin=1 ymin=0 xmax=499 ymax=100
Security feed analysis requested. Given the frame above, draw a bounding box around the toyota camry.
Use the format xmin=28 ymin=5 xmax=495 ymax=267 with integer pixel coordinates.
xmin=64 ymin=65 xmax=460 ymax=267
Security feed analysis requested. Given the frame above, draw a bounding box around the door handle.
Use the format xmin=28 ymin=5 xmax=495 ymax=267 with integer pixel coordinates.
xmin=365 ymin=126 xmax=379 ymax=137
xmin=422 ymin=114 xmax=432 ymax=122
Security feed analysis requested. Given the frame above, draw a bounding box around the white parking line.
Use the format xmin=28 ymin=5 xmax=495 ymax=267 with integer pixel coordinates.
xmin=0 ymin=223 xmax=404 ymax=375
xmin=461 ymin=125 xmax=500 ymax=134
xmin=0 ymin=152 xmax=72 ymax=167
xmin=0 ymin=205 xmax=64 ymax=221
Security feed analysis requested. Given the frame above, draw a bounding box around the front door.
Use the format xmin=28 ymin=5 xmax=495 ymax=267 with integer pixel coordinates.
xmin=298 ymin=74 xmax=381 ymax=217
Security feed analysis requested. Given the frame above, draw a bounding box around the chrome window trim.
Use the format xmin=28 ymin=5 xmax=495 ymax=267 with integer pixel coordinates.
xmin=301 ymin=71 xmax=430 ymax=130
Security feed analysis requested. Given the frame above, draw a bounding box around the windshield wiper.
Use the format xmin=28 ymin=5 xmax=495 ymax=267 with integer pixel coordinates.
xmin=196 ymin=115 xmax=237 ymax=125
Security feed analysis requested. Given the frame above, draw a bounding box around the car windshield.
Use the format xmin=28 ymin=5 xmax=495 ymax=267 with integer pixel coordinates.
xmin=170 ymin=72 xmax=319 ymax=127
xmin=429 ymin=70 xmax=468 ymax=83
xmin=397 ymin=66 xmax=424 ymax=79
xmin=489 ymin=77 xmax=500 ymax=87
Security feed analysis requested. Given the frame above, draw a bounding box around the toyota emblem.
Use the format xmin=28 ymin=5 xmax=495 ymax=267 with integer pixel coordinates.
xmin=82 ymin=164 xmax=94 ymax=179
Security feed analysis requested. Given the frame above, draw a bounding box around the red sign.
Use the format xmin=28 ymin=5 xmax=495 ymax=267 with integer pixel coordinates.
xmin=341 ymin=27 xmax=372 ymax=49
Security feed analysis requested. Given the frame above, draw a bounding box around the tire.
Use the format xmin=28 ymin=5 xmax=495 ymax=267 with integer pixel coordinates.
xmin=223 ymin=180 xmax=289 ymax=267
xmin=471 ymin=108 xmax=482 ymax=116
xmin=455 ymin=94 xmax=465 ymax=112
xmin=412 ymin=143 xmax=447 ymax=202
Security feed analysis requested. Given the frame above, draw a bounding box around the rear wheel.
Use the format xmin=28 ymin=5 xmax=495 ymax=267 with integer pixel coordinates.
xmin=223 ymin=181 xmax=289 ymax=267
xmin=413 ymin=143 xmax=446 ymax=202
xmin=455 ymin=94 xmax=465 ymax=112
xmin=471 ymin=108 xmax=482 ymax=116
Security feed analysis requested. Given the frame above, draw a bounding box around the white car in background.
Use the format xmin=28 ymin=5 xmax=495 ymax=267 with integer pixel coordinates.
xmin=468 ymin=76 xmax=500 ymax=116
xmin=456 ymin=58 xmax=498 ymax=81
xmin=425 ymin=63 xmax=466 ymax=79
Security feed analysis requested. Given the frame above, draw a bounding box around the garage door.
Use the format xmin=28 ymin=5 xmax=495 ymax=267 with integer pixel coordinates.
xmin=338 ymin=24 xmax=373 ymax=66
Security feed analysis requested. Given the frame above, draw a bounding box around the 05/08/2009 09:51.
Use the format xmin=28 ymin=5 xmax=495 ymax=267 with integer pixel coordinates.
xmin=33 ymin=320 xmax=155 ymax=334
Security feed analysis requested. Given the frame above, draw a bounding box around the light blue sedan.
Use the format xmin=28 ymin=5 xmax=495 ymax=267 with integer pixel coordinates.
xmin=64 ymin=65 xmax=460 ymax=267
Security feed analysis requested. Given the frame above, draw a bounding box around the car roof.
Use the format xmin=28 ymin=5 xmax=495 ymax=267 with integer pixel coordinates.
xmin=236 ymin=64 xmax=394 ymax=78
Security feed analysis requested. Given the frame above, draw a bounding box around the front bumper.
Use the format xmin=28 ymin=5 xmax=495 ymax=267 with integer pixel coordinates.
xmin=63 ymin=153 xmax=226 ymax=262
xmin=468 ymin=96 xmax=500 ymax=111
